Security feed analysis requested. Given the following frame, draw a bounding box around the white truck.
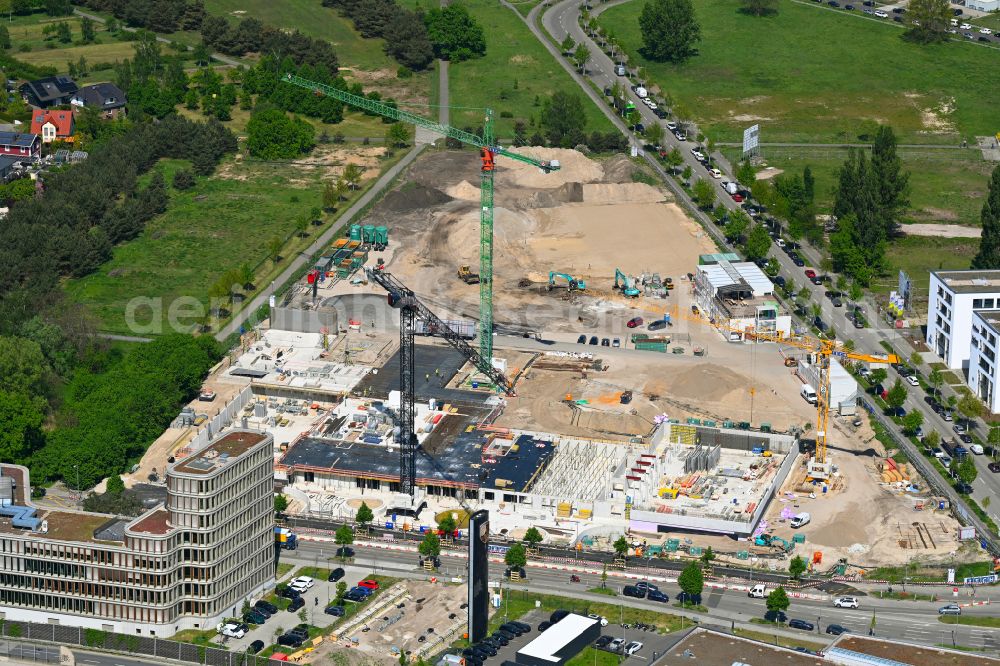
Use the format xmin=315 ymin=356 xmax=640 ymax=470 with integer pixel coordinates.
xmin=800 ymin=384 xmax=817 ymax=405
xmin=748 ymin=584 xmax=767 ymax=598
xmin=722 ymin=181 xmax=739 ymax=196
xmin=790 ymin=512 xmax=811 ymax=528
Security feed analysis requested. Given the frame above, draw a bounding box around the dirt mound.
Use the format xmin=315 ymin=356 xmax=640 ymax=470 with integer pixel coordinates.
xmin=582 ymin=182 xmax=665 ymax=205
xmin=446 ymin=180 xmax=480 ymax=201
xmin=601 ymin=154 xmax=636 ymax=183
xmin=381 ymin=183 xmax=452 ymax=213
xmin=661 ymin=363 xmax=747 ymax=403
xmin=510 ymin=182 xmax=585 ymax=209
xmin=498 ymin=147 xmax=604 ymax=188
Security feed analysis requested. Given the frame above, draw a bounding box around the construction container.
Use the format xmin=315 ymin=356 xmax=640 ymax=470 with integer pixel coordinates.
xmin=793 ymin=533 xmax=806 ymax=544
xmin=665 ymin=539 xmax=680 ymax=552
xmin=557 ymin=502 xmax=572 ymax=518
xmin=375 ymin=226 xmax=388 ymax=245
xmin=736 ymin=550 xmax=749 ymax=560
xmin=349 ymin=224 xmax=362 ymax=241
xmin=690 ymin=546 xmax=703 ymax=556
xmin=333 ymin=238 xmax=349 ymax=249
xmin=362 ymin=224 xmax=376 ymax=243
xmin=635 ymin=341 xmax=668 ymax=352
xmin=576 ymin=508 xmax=592 ymax=519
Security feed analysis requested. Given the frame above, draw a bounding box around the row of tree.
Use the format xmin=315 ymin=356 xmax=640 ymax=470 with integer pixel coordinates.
xmin=200 ymin=15 xmax=339 ymax=73
xmin=323 ymin=0 xmax=486 ymax=71
xmin=72 ymin=0 xmax=207 ymax=34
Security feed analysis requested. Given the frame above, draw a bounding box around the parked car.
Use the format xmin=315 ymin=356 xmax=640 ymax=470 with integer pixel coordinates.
xmin=277 ymin=587 xmax=301 ymax=600
xmin=955 ymin=482 xmax=974 ymax=494
xmin=589 ymin=336 xmax=599 ymax=345
xmin=288 ymin=597 xmax=305 ymax=612
xmin=324 ymin=605 xmax=345 ymax=616
xmin=290 ymin=576 xmax=315 ymax=592
xmin=601 ymin=337 xmax=610 ymax=347
xmin=577 ymin=334 xmax=587 ymax=344
xmin=804 ymin=269 xmax=816 ymax=279
xmin=622 ymin=585 xmax=646 ymax=598
xmin=988 ymin=462 xmax=1000 ymax=473
xmin=905 ymin=375 xmax=919 ymax=387
xmin=788 ymin=619 xmax=815 ymax=631
xmin=959 ymin=434 xmax=974 ymax=444
xmin=328 ymin=567 xmax=346 ymax=582
xmin=244 ymin=610 xmax=267 ymax=625
xmin=649 ymin=320 xmax=668 ymax=331
xmin=247 ymin=640 xmax=265 ymax=654
xmin=587 ymin=614 xmax=609 ymax=626
xmin=608 ymin=638 xmax=626 ymax=652
xmin=594 ymin=636 xmax=612 ymax=649
xmin=255 ymin=600 xmax=277 ymax=615
xmin=627 ymin=317 xmax=644 ymax=328
xmin=612 ymin=337 xmax=621 ymax=348
xmin=647 ymin=589 xmax=670 ymax=602
xmin=218 ymin=623 xmax=246 ymax=639
xmin=939 ymin=604 xmax=962 ymax=615
xmin=826 ymin=624 xmax=849 ymax=636
xmin=624 ymin=641 xmax=643 ymax=656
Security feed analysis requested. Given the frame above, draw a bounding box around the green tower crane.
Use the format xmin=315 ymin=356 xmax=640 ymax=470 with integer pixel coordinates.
xmin=281 ymin=73 xmax=560 ymax=364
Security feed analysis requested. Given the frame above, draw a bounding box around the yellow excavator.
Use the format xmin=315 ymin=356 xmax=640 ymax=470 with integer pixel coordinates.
xmin=457 ymin=265 xmax=480 ymax=284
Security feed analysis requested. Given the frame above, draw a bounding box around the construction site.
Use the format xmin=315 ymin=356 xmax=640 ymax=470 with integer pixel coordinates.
xmin=131 ymin=138 xmax=976 ymax=573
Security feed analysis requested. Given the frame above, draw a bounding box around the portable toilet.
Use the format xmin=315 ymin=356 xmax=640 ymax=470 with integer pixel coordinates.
xmin=375 ymin=226 xmax=388 ymax=245
xmin=349 ymin=224 xmax=362 ymax=241
xmin=363 ymin=224 xmax=376 ymax=243
xmin=793 ymin=533 xmax=806 ymax=544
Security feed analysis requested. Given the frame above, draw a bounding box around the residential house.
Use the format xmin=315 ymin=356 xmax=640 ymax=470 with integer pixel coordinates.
xmin=70 ymin=82 xmax=127 ymax=118
xmin=19 ymin=75 xmax=78 ymax=108
xmin=0 ymin=131 xmax=40 ymax=159
xmin=30 ymin=110 xmax=75 ymax=144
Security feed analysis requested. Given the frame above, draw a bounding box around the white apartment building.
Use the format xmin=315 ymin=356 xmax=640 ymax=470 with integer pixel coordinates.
xmin=0 ymin=430 xmax=275 ymax=635
xmin=968 ymin=310 xmax=1000 ymax=414
xmin=693 ymin=261 xmax=791 ymax=341
xmin=926 ymin=270 xmax=1000 ymax=371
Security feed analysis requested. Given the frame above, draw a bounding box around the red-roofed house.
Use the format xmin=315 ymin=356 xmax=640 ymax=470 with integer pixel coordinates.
xmin=30 ymin=109 xmax=75 ymax=144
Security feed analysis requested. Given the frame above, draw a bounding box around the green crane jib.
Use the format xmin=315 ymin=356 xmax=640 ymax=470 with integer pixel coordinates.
xmin=281 ymin=73 xmax=561 ymax=363
xmin=548 ymin=271 xmax=585 ymax=292
xmin=614 ymin=268 xmax=640 ymax=298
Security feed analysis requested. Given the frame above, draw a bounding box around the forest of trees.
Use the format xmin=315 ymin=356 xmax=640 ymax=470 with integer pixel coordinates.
xmin=72 ymin=0 xmax=207 ymax=33
xmin=200 ymin=15 xmax=339 ymax=72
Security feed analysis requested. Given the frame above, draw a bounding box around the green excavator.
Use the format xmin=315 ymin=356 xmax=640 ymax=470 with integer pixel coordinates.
xmin=548 ymin=271 xmax=585 ymax=292
xmin=614 ymin=269 xmax=640 ymax=298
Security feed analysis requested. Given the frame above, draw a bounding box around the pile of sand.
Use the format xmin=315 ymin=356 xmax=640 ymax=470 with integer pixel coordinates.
xmin=582 ymin=182 xmax=665 ymax=205
xmin=446 ymin=180 xmax=480 ymax=201
xmin=498 ymin=147 xmax=604 ymax=189
xmin=663 ymin=363 xmax=747 ymax=403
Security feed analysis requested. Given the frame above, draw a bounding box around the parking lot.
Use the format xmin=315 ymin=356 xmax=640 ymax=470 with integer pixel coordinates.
xmin=482 ymin=610 xmax=685 ymax=664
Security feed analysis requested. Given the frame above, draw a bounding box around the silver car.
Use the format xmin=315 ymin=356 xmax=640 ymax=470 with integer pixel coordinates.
xmin=938 ymin=604 xmax=961 ymax=615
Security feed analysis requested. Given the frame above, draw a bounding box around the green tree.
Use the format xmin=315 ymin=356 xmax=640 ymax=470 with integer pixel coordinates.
xmin=902 ymin=410 xmax=923 ymax=435
xmin=788 ymin=555 xmax=807 ymax=580
xmin=765 ymin=258 xmax=780 ymax=277
xmin=246 ymin=108 xmax=315 ymax=159
xmin=560 ymin=35 xmax=576 ymax=54
xmin=437 ymin=514 xmax=457 ymax=537
xmin=0 ymin=391 xmax=45 ymax=462
xmin=870 ymin=125 xmax=909 ymax=239
xmin=334 ymin=525 xmax=354 ymax=557
xmin=419 ymin=531 xmax=441 ymax=559
xmin=766 ymin=587 xmax=790 ymax=614
xmin=745 ymin=224 xmax=772 ymax=260
xmin=958 ymin=392 xmax=982 ymax=428
xmin=612 ymin=536 xmax=630 ymax=558
xmin=677 ymin=561 xmax=703 ymax=603
xmin=870 ymin=368 xmax=888 ymax=388
xmin=386 ymin=122 xmax=409 ymax=148
xmin=423 ymin=4 xmax=486 ymax=61
xmin=700 ymin=546 xmax=715 ymax=568
xmin=905 ymin=0 xmax=951 ymax=42
xmin=958 ymin=456 xmax=978 ymax=484
xmin=639 ymin=0 xmax=701 ymax=63
xmin=356 ymin=501 xmax=374 ymax=528
xmin=924 ymin=430 xmax=941 ymax=449
xmin=523 ymin=526 xmax=543 ymax=548
xmin=45 ymin=0 xmax=72 ymax=16
xmin=693 ymin=178 xmax=715 ymax=209
xmin=740 ymin=0 xmax=778 ymax=15
xmin=0 ymin=25 xmax=9 ymax=51
xmin=572 ymin=44 xmax=591 ymax=73
xmin=343 ymin=164 xmax=363 ymax=191
xmin=541 ymin=91 xmax=586 ymax=148
xmin=737 ymin=160 xmax=756 ymax=187
xmin=505 ymin=542 xmax=527 ymax=570
xmin=193 ymin=41 xmax=211 ymax=67
xmin=725 ymin=209 xmax=750 ymax=243
xmin=886 ymin=379 xmax=907 ymax=412
xmin=972 ymin=166 xmax=1000 ymax=270
xmin=105 ymin=474 xmax=125 ymax=495
xmin=645 ymin=122 xmax=665 ymax=148
xmin=0 ymin=337 xmax=49 ymax=398
xmin=335 ymin=581 xmax=347 ymax=603
xmin=666 ymin=147 xmax=684 ymax=173
xmin=56 ymin=21 xmax=71 ymax=44
xmin=928 ymin=368 xmax=943 ymax=396
xmin=273 ymin=493 xmax=289 ymax=513
xmin=81 ymin=16 xmax=96 ymax=44
xmin=681 ymin=164 xmax=693 ymax=183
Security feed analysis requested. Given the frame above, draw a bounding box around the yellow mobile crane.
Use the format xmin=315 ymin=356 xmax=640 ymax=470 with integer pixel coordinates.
xmin=668 ymin=305 xmax=898 ymax=480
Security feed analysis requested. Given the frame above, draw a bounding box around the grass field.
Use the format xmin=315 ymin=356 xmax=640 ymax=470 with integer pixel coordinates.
xmin=64 ymin=152 xmax=387 ymax=335
xmin=722 ymin=146 xmax=995 ymax=225
xmin=427 ymin=0 xmax=614 ymax=140
xmin=939 ymin=615 xmax=1000 ymax=628
xmin=565 ymin=648 xmax=619 ymax=666
xmin=597 ymin=0 xmax=1000 ymax=144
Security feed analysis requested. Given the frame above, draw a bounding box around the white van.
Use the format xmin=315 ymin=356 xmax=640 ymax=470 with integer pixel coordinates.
xmin=635 ymin=86 xmax=648 ymax=99
xmin=790 ymin=512 xmax=811 ymax=529
xmin=615 ymin=65 xmax=626 ymax=76
xmin=800 ymin=384 xmax=817 ymax=405
xmin=748 ymin=584 xmax=767 ymax=598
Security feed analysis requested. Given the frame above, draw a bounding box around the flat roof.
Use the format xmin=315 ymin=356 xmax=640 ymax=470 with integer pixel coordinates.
xmin=518 ymin=614 xmax=598 ymax=663
xmin=128 ymin=508 xmax=171 ymax=536
xmin=832 ymin=635 xmax=1000 ymax=666
xmin=659 ymin=628 xmax=823 ymax=666
xmin=700 ymin=261 xmax=774 ymax=296
xmin=173 ymin=431 xmax=266 ymax=475
xmin=0 ymin=509 xmax=125 ymax=544
xmin=974 ymin=309 xmax=1000 ymax=334
xmin=934 ymin=270 xmax=1000 ymax=294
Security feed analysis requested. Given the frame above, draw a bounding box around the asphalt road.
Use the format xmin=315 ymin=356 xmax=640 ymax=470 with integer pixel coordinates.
xmin=282 ymin=540 xmax=1000 ymax=653
xmin=534 ymin=0 xmax=1000 ymax=538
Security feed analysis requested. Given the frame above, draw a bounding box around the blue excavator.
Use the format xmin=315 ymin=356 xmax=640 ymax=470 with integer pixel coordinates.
xmin=548 ymin=271 xmax=586 ymax=292
xmin=614 ymin=269 xmax=641 ymax=298
xmin=754 ymin=533 xmax=793 ymax=553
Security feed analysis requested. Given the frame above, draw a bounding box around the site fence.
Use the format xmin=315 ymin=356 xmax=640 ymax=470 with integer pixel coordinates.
xmin=860 ymin=397 xmax=1000 ymax=557
xmin=0 ymin=621 xmax=268 ymax=666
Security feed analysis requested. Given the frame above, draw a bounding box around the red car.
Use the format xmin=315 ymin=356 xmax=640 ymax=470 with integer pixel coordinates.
xmin=627 ymin=317 xmax=644 ymax=328
xmin=804 ymin=269 xmax=816 ymax=279
xmin=731 ymin=193 xmax=744 ymax=203
xmin=357 ymin=579 xmax=379 ymax=590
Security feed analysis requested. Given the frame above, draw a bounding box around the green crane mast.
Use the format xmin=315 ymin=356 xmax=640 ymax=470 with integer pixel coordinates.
xmin=281 ymin=73 xmax=560 ymax=363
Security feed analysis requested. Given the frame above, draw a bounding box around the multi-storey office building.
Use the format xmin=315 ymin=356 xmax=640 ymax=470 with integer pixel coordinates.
xmin=0 ymin=430 xmax=274 ymax=636
xmin=926 ymin=270 xmax=1000 ymax=371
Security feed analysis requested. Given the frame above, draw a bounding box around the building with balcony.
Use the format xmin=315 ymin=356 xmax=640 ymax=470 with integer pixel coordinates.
xmin=926 ymin=270 xmax=1000 ymax=372
xmin=0 ymin=430 xmax=274 ymax=636
xmin=968 ymin=310 xmax=1000 ymax=414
